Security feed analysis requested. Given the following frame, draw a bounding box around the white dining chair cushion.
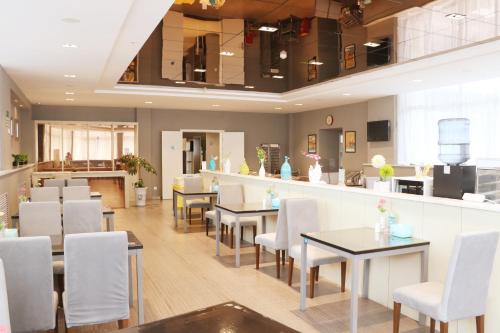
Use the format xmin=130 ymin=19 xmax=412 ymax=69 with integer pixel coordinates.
xmin=44 ymin=179 xmax=66 ymax=196
xmin=63 ymin=186 xmax=91 ymax=201
xmin=255 ymin=233 xmax=279 ymax=249
xmin=0 ymin=259 xmax=11 ymax=333
xmin=19 ymin=201 xmax=62 ymax=238
xmin=393 ymin=282 xmax=443 ymax=320
xmin=0 ymin=236 xmax=57 ymax=332
xmin=185 ymin=199 xmax=210 ymax=208
xmin=63 ymin=200 xmax=102 ymax=235
xmin=30 ymin=187 xmax=59 ymax=202
xmin=289 ymin=244 xmax=345 ymax=267
xmin=220 ymin=215 xmax=257 ymax=227
xmin=64 ymin=232 xmax=129 ymax=327
xmin=67 ymin=179 xmax=88 ymax=187
xmin=205 ymin=210 xmax=216 ymax=220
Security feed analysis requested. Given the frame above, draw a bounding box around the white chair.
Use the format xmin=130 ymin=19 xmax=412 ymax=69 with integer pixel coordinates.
xmin=393 ymin=231 xmax=499 ymax=333
xmin=44 ymin=178 xmax=66 ymax=196
xmin=19 ymin=201 xmax=62 ymax=240
xmin=0 ymin=259 xmax=11 ymax=333
xmin=62 ymin=186 xmax=91 ymax=201
xmin=63 ymin=200 xmax=102 ymax=235
xmin=255 ymin=199 xmax=289 ymax=278
xmin=63 ymin=232 xmax=129 ymax=329
xmin=286 ymin=198 xmax=346 ymax=298
xmin=219 ymin=184 xmax=257 ymax=249
xmin=183 ymin=177 xmax=211 ymax=225
xmin=0 ymin=237 xmax=58 ymax=332
xmin=30 ymin=187 xmax=60 ymax=202
xmin=67 ymin=178 xmax=88 ymax=187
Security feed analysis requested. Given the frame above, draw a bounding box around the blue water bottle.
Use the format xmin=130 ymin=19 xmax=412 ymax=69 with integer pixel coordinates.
xmin=280 ymin=156 xmax=292 ymax=180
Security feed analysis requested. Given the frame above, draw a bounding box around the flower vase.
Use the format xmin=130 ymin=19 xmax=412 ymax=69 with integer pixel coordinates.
xmin=223 ymin=159 xmax=231 ymax=174
xmin=239 ymin=160 xmax=250 ymax=175
xmin=208 ymin=159 xmax=216 ymax=171
xmin=374 ymin=180 xmax=391 ymax=193
xmin=280 ymin=156 xmax=292 ymax=180
xmin=258 ymin=160 xmax=266 ymax=177
xmin=375 ymin=214 xmax=386 ymax=233
xmin=308 ymin=161 xmax=322 ymax=183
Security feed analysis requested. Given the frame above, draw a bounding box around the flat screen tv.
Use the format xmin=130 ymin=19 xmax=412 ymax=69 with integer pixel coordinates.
xmin=367 ymin=120 xmax=390 ymax=142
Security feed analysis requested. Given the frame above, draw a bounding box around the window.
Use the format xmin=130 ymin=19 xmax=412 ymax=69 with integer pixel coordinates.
xmin=397 ymin=77 xmax=500 ymax=165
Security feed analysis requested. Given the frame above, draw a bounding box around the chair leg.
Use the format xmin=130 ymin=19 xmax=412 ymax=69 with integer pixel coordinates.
xmin=315 ymin=266 xmax=319 ymax=281
xmin=393 ymin=302 xmax=401 ymax=333
xmin=255 ymin=244 xmax=260 ymax=269
xmin=476 ymin=315 xmax=485 ymax=333
xmin=188 ymin=208 xmax=192 ymax=224
xmin=281 ymin=250 xmax=286 ymax=266
xmin=340 ymin=261 xmax=346 ymax=292
xmin=309 ymin=267 xmax=316 ymax=298
xmin=275 ymin=250 xmax=281 ymax=278
xmin=118 ymin=319 xmax=129 ymax=329
xmin=288 ymin=257 xmax=294 ymax=286
xmin=252 ymin=226 xmax=257 ymax=245
xmin=206 ymin=218 xmax=209 ymax=236
xmin=221 ymin=224 xmax=224 ymax=243
xmin=230 ymin=227 xmax=234 ymax=249
xmin=241 ymin=226 xmax=244 ymax=241
xmin=430 ymin=318 xmax=435 ymax=333
xmin=440 ymin=322 xmax=448 ymax=333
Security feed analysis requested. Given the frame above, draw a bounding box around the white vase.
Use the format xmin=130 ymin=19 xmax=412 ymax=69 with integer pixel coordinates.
xmin=258 ymin=160 xmax=266 ymax=177
xmin=308 ymin=161 xmax=322 ymax=183
xmin=135 ymin=187 xmax=147 ymax=207
xmin=374 ymin=180 xmax=391 ymax=193
xmin=338 ymin=168 xmax=346 ymax=186
xmin=223 ymin=159 xmax=231 ymax=174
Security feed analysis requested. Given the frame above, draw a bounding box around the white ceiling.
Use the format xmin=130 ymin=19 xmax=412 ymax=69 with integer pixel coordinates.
xmin=2 ymin=1 xmax=500 ymax=114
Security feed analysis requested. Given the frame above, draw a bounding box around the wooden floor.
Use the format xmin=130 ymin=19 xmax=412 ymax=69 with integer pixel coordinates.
xmin=60 ymin=200 xmax=428 ymax=333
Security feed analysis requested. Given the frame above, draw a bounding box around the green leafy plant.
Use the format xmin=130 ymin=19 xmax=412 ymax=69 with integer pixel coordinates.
xmin=379 ymin=164 xmax=394 ymax=182
xmin=118 ymin=154 xmax=157 ymax=188
xmin=12 ymin=153 xmax=28 ymax=166
xmin=256 ymin=146 xmax=267 ymax=161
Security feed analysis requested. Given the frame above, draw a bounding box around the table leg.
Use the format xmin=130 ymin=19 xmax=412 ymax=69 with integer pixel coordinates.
xmin=419 ymin=247 xmax=429 ymax=325
xmin=137 ymin=250 xmax=144 ymax=325
xmin=128 ymin=256 xmax=133 ymax=307
xmin=172 ymin=189 xmax=175 ymax=214
xmin=262 ymin=216 xmax=267 ymax=251
xmin=107 ymin=214 xmax=114 ymax=231
xmin=183 ymin=198 xmax=188 ymax=233
xmin=299 ymin=237 xmax=307 ymax=311
xmin=362 ymin=259 xmax=370 ymax=298
xmin=350 ymin=257 xmax=360 ymax=333
xmin=215 ymin=209 xmax=221 ymax=256
xmin=235 ymin=216 xmax=241 ymax=267
xmin=173 ymin=192 xmax=178 ymax=228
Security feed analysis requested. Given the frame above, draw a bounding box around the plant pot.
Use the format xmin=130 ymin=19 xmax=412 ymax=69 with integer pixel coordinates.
xmin=374 ymin=181 xmax=391 ymax=193
xmin=135 ymin=187 xmax=147 ymax=207
xmin=308 ymin=161 xmax=322 ymax=183
xmin=258 ymin=160 xmax=266 ymax=177
xmin=12 ymin=162 xmax=19 ymax=168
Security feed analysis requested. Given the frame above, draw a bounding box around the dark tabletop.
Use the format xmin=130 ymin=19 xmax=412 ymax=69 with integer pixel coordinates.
xmin=302 ymin=227 xmax=430 ymax=255
xmin=51 ymin=230 xmax=143 ymax=255
xmin=216 ymin=202 xmax=279 ymax=214
xmin=173 ymin=189 xmax=218 ymax=196
xmin=114 ymin=302 xmax=298 ymax=333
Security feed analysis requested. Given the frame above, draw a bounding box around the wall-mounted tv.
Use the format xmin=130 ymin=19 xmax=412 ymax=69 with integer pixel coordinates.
xmin=367 ymin=120 xmax=390 ymax=142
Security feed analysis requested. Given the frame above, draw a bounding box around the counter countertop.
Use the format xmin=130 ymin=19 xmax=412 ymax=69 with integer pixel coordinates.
xmin=201 ymin=170 xmax=500 ymax=213
xmin=0 ymin=164 xmax=34 ymax=179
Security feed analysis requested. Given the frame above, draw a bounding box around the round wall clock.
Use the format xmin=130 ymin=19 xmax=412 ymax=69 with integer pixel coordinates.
xmin=326 ymin=114 xmax=334 ymax=126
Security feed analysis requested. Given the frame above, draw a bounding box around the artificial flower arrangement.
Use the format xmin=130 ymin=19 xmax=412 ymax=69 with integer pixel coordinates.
xmin=265 ymin=186 xmax=280 ymax=208
xmin=377 ymin=198 xmax=387 ymax=214
xmin=256 ymin=147 xmax=267 ymax=177
xmin=379 ymin=164 xmax=395 ymax=182
xmin=18 ymin=182 xmax=28 ymax=203
xmin=303 ymin=152 xmax=322 ymax=183
xmin=371 ymin=155 xmax=394 ymax=192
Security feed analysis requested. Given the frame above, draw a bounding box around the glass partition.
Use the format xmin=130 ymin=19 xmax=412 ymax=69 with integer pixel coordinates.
xmin=89 ymin=124 xmax=113 ymax=171
xmin=113 ymin=124 xmax=136 ymax=170
xmin=62 ymin=124 xmax=89 ymax=172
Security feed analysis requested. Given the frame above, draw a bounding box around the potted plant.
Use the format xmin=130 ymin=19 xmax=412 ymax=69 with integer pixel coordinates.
xmin=371 ymin=155 xmax=394 ymax=193
xmin=256 ymin=147 xmax=267 ymax=177
xmin=118 ymin=154 xmax=157 ymax=207
xmin=19 ymin=154 xmax=28 ymax=165
xmin=11 ymin=154 xmax=21 ymax=167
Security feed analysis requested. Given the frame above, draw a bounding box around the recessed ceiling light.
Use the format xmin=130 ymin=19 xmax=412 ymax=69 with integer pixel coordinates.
xmin=445 ymin=13 xmax=466 ymax=20
xmin=308 ymin=60 xmax=324 ymax=66
xmin=412 ymin=79 xmax=423 ymax=83
xmin=294 ymin=103 xmax=303 ymax=106
xmin=65 ymin=98 xmax=75 ymax=101
xmin=62 ymin=43 xmax=78 ymax=48
xmin=212 ymin=104 xmax=220 ymax=107
xmin=244 ymin=85 xmax=255 ymax=89
xmin=65 ymin=92 xmax=75 ymax=95
xmin=272 ymin=75 xmax=284 ymax=79
xmin=144 ymin=101 xmax=153 ymax=104
xmin=274 ymin=107 xmax=282 ymax=110
xmin=342 ymin=93 xmax=352 ymax=96
xmin=64 ymin=74 xmax=76 ymax=78
xmin=364 ymin=42 xmax=381 ymax=47
xmin=19 ymin=104 xmax=23 ymax=107
xmin=61 ymin=17 xmax=80 ymax=24
xmin=175 ymin=81 xmax=186 ymax=84
xmin=194 ymin=68 xmax=207 ymax=73
xmin=259 ymin=26 xmax=278 ymax=32
xmin=220 ymin=51 xmax=234 ymax=56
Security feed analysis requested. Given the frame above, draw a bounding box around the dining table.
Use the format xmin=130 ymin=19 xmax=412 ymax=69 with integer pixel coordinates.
xmin=299 ymin=227 xmax=430 ymax=333
xmin=215 ymin=202 xmax=279 ymax=267
xmin=172 ymin=188 xmax=218 ymax=232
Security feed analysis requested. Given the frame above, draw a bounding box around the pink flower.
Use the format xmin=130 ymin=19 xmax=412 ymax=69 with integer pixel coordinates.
xmin=0 ymin=325 xmax=7 ymax=333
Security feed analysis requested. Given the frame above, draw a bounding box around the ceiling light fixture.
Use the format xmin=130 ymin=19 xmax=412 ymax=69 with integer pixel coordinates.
xmin=220 ymin=51 xmax=234 ymax=56
xmin=65 ymin=98 xmax=75 ymax=101
xmin=445 ymin=13 xmax=466 ymax=20
xmin=244 ymin=85 xmax=255 ymax=89
xmin=308 ymin=60 xmax=323 ymax=66
xmin=175 ymin=81 xmax=186 ymax=84
xmin=144 ymin=101 xmax=153 ymax=104
xmin=61 ymin=17 xmax=80 ymax=24
xmin=62 ymin=43 xmax=78 ymax=48
xmin=64 ymin=74 xmax=76 ymax=78
xmin=364 ymin=42 xmax=380 ymax=47
xmin=259 ymin=26 xmax=278 ymax=32
xmin=280 ymin=50 xmax=287 ymax=59
xmin=272 ymin=75 xmax=284 ymax=79
xmin=412 ymin=79 xmax=423 ymax=83
xmin=294 ymin=103 xmax=303 ymax=106
xmin=194 ymin=68 xmax=207 ymax=73
xmin=274 ymin=107 xmax=282 ymax=110
xmin=65 ymin=92 xmax=75 ymax=95
xmin=342 ymin=93 xmax=352 ymax=96
xmin=212 ymin=104 xmax=220 ymax=107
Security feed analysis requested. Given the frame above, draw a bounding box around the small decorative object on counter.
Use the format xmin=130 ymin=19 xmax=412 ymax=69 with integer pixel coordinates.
xmin=264 ymin=186 xmax=277 ymax=208
xmin=210 ymin=177 xmax=220 ymax=192
xmin=304 ymin=152 xmax=322 ymax=183
xmin=390 ymin=224 xmax=414 ymax=238
xmin=338 ymin=168 xmax=346 ymax=186
xmin=208 ymin=156 xmax=218 ymax=171
xmin=414 ymin=165 xmax=423 ymax=178
xmin=18 ymin=182 xmax=28 ymax=203
xmin=371 ymin=155 xmax=394 ymax=193
xmin=256 ymin=146 xmax=267 ymax=177
xmin=376 ymin=198 xmax=388 ymax=233
xmin=387 ymin=212 xmax=397 ymax=234
xmin=222 ymin=155 xmax=231 ymax=174
xmin=280 ymin=156 xmax=292 ymax=180
xmin=239 ymin=160 xmax=250 ymax=175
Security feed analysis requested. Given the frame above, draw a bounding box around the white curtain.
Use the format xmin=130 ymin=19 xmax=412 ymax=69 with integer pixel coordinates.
xmin=397 ymin=77 xmax=500 ymax=165
xmin=397 ymin=0 xmax=500 ymax=63
xmin=89 ymin=130 xmax=112 ymax=160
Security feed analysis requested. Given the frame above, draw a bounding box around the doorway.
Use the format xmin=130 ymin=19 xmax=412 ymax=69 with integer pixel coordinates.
xmin=182 ymin=131 xmax=221 ymax=174
xmin=318 ymin=128 xmax=343 ymax=184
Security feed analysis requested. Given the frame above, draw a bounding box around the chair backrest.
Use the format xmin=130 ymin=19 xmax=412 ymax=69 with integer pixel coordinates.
xmin=0 ymin=259 xmax=11 ymax=333
xmin=19 ymin=201 xmax=62 ymax=239
xmin=44 ymin=179 xmax=66 ymax=196
xmin=63 ymin=186 xmax=91 ymax=201
xmin=0 ymin=237 xmax=55 ymax=332
xmin=64 ymin=232 xmax=129 ymax=327
xmin=440 ymin=231 xmax=499 ymax=321
xmin=30 ymin=187 xmax=60 ymax=202
xmin=183 ymin=177 xmax=203 ymax=193
xmin=274 ymin=199 xmax=289 ymax=249
xmin=285 ymin=198 xmax=319 ymax=250
xmin=218 ymin=184 xmax=244 ymax=205
xmin=67 ymin=178 xmax=88 ymax=187
xmin=63 ymin=200 xmax=102 ymax=235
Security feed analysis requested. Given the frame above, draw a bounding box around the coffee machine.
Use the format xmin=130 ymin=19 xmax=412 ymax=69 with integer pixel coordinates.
xmin=433 ymin=118 xmax=476 ymax=199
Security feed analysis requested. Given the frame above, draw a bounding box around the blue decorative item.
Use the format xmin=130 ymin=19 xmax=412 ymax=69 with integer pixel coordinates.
xmin=390 ymin=224 xmax=413 ymax=238
xmin=271 ymin=197 xmax=280 ymax=209
xmin=387 ymin=213 xmax=397 ymax=233
xmin=280 ymin=156 xmax=292 ymax=180
xmin=209 ymin=158 xmax=216 ymax=171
